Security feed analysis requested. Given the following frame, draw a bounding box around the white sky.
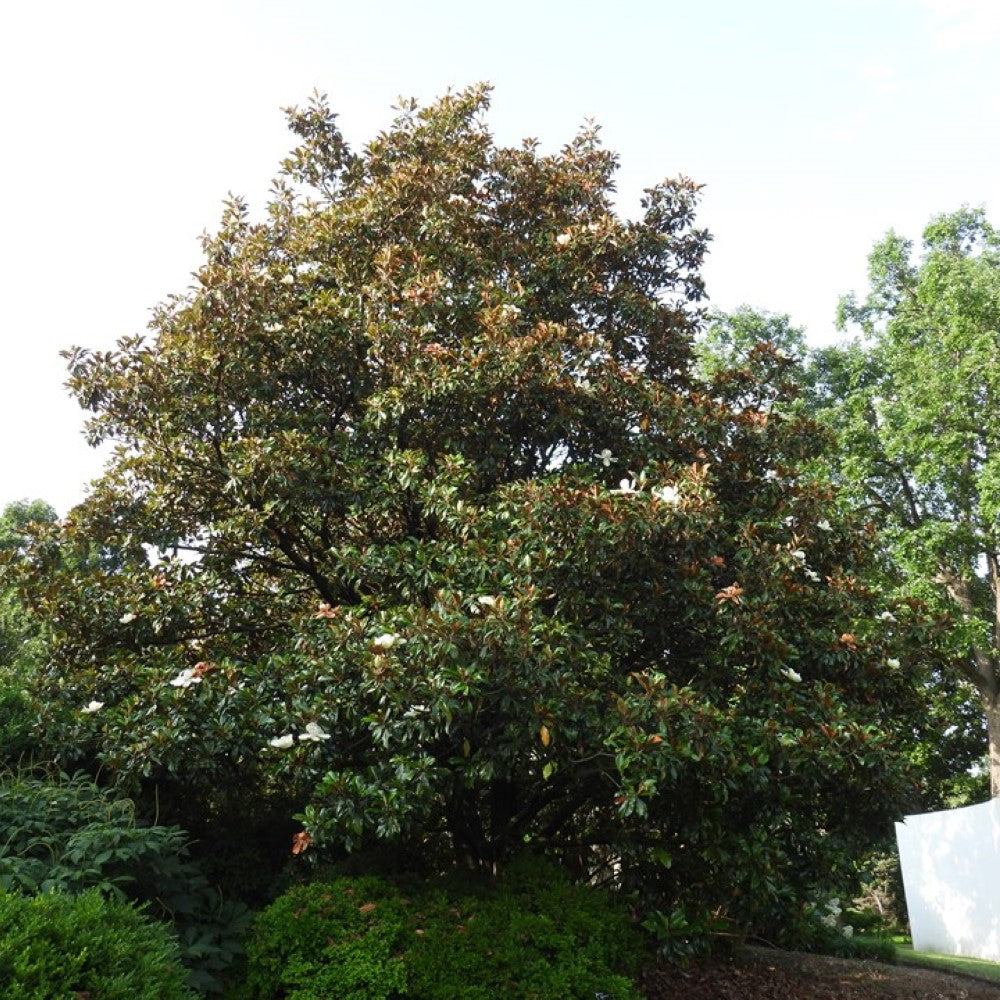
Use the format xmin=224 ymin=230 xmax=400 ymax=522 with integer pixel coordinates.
xmin=2 ymin=0 xmax=999 ymax=514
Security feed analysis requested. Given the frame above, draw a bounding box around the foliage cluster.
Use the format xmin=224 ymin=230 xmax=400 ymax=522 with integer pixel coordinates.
xmin=237 ymin=857 xmax=644 ymax=1000
xmin=0 ymin=886 xmax=194 ymax=999
xmin=820 ymin=207 xmax=1000 ymax=795
xmin=0 ymin=769 xmax=251 ymax=994
xmin=0 ymin=500 xmax=56 ymax=680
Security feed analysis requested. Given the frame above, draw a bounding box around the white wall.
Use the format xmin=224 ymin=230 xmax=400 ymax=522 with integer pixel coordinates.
xmin=896 ymin=799 xmax=1000 ymax=961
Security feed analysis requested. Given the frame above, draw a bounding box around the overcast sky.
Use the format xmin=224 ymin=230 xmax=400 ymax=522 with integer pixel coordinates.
xmin=2 ymin=0 xmax=999 ymax=514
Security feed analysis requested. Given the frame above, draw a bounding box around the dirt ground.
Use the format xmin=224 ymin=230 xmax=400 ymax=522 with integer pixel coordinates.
xmin=637 ymin=946 xmax=1000 ymax=1000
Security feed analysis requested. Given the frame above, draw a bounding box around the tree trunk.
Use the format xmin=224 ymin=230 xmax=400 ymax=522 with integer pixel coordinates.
xmin=984 ymin=692 xmax=1000 ymax=799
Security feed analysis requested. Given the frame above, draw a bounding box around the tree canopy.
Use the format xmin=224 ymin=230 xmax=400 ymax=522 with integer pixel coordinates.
xmin=699 ymin=306 xmax=988 ymax=809
xmin=826 ymin=207 xmax=1000 ymax=797
xmin=9 ymin=86 xmax=935 ymax=935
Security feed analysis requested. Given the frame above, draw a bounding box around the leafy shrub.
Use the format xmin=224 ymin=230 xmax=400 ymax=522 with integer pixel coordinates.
xmin=844 ymin=905 xmax=892 ymax=935
xmin=837 ymin=935 xmax=897 ymax=963
xmin=237 ymin=874 xmax=410 ymax=1000
xmin=0 ymin=887 xmax=194 ymax=999
xmin=752 ymin=891 xmax=897 ymax=965
xmin=237 ymin=858 xmax=646 ymax=1000
xmin=405 ymin=856 xmax=645 ymax=1000
xmin=640 ymin=905 xmax=739 ymax=964
xmin=0 ymin=769 xmax=251 ymax=994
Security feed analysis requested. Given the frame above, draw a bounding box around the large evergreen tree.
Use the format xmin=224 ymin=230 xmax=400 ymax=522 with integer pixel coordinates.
xmin=10 ymin=87 xmax=932 ymax=932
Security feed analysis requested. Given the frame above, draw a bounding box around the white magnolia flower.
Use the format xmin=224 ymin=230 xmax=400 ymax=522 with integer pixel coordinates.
xmin=476 ymin=595 xmax=498 ymax=608
xmin=781 ymin=667 xmax=802 ymax=683
xmin=119 ymin=612 xmax=137 ymax=624
xmin=299 ymin=722 xmax=331 ymax=742
xmin=817 ymin=519 xmax=833 ymax=532
xmin=280 ymin=273 xmax=295 ymax=285
xmin=373 ymin=633 xmax=405 ymax=650
xmin=783 ymin=515 xmax=796 ymax=527
xmin=500 ymin=303 xmax=522 ymax=318
xmin=263 ymin=322 xmax=284 ymax=333
xmin=555 ymin=231 xmax=573 ymax=246
xmin=268 ymin=733 xmax=295 ymax=749
xmin=612 ymin=478 xmax=639 ymax=495
xmin=791 ymin=549 xmax=807 ymax=563
xmin=82 ymin=700 xmax=104 ymax=714
xmin=804 ymin=568 xmax=822 ymax=583
xmin=879 ymin=611 xmax=896 ymax=622
xmin=763 ymin=469 xmax=780 ymax=482
xmin=169 ymin=668 xmax=202 ymax=689
xmin=598 ymin=448 xmax=615 ymax=467
xmin=654 ymin=485 xmax=681 ymax=506
xmin=887 ymin=658 xmax=901 ymax=669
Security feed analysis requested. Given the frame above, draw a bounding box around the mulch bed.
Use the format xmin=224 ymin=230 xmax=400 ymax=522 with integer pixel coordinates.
xmin=637 ymin=946 xmax=1000 ymax=1000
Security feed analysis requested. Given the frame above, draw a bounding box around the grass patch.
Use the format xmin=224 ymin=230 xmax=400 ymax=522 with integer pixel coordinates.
xmin=889 ymin=936 xmax=1000 ymax=984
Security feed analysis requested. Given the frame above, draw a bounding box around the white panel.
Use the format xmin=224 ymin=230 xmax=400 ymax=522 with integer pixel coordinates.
xmin=896 ymin=799 xmax=1000 ymax=961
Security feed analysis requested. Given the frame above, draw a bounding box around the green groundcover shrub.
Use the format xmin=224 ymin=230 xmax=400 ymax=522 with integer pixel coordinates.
xmin=238 ymin=873 xmax=411 ymax=1000
xmin=236 ymin=857 xmax=646 ymax=1000
xmin=405 ymin=857 xmax=645 ymax=1000
xmin=0 ymin=887 xmax=195 ymax=999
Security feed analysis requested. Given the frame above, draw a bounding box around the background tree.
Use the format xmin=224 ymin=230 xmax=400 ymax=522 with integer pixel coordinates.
xmin=820 ymin=207 xmax=1000 ymax=797
xmin=0 ymin=499 xmax=57 ymax=762
xmin=695 ymin=306 xmax=807 ymax=380
xmin=0 ymin=500 xmax=56 ymax=666
xmin=10 ymin=86 xmax=932 ymax=937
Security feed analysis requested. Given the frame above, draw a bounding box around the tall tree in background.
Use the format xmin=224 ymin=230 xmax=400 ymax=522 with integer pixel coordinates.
xmin=9 ymin=87 xmax=932 ymax=934
xmin=827 ymin=207 xmax=1000 ymax=797
xmin=0 ymin=499 xmax=56 ymax=671
xmin=695 ymin=307 xmax=807 ymax=381
xmin=0 ymin=500 xmax=58 ymax=764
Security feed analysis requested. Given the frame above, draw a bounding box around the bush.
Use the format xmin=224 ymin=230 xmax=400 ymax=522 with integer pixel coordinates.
xmin=405 ymin=857 xmax=645 ymax=1000
xmin=0 ymin=769 xmax=251 ymax=994
xmin=844 ymin=905 xmax=891 ymax=935
xmin=238 ymin=874 xmax=410 ymax=1000
xmin=640 ymin=905 xmax=740 ymax=964
xmin=754 ymin=892 xmax=897 ymax=964
xmin=0 ymin=887 xmax=194 ymax=999
xmin=839 ymin=935 xmax=897 ymax=963
xmin=236 ymin=858 xmax=646 ymax=1000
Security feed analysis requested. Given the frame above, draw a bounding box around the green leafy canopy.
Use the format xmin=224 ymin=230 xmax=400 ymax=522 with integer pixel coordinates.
xmin=825 ymin=207 xmax=1000 ymax=798
xmin=10 ymin=87 xmax=933 ymax=933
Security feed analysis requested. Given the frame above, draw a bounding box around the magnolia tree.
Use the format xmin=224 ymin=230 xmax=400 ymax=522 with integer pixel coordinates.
xmin=698 ymin=309 xmax=985 ymax=808
xmin=11 ymin=87 xmax=933 ymax=931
